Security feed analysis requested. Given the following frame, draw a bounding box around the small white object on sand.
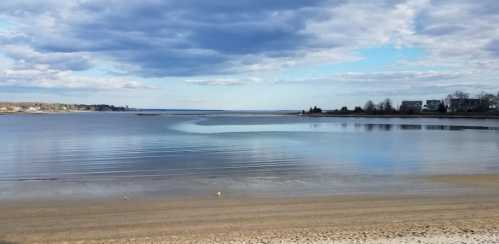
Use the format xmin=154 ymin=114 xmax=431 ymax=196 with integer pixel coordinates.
xmin=216 ymin=191 xmax=222 ymax=198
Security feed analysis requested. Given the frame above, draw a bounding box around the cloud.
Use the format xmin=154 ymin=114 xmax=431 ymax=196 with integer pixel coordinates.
xmin=356 ymin=83 xmax=499 ymax=97
xmin=185 ymin=79 xmax=246 ymax=86
xmin=486 ymin=39 xmax=499 ymax=57
xmin=276 ymin=70 xmax=498 ymax=98
xmin=1 ymin=45 xmax=91 ymax=71
xmin=0 ymin=0 xmax=499 ymax=95
xmin=0 ymin=66 xmax=148 ymax=90
xmin=331 ymin=71 xmax=465 ymax=83
xmin=185 ymin=76 xmax=264 ymax=86
xmin=277 ymin=71 xmax=466 ymax=85
xmin=410 ymin=0 xmax=499 ymax=67
xmin=0 ymin=0 xmax=340 ymax=77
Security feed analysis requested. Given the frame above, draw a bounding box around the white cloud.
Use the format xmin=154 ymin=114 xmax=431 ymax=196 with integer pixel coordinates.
xmin=332 ymin=71 xmax=465 ymax=83
xmin=185 ymin=79 xmax=245 ymax=86
xmin=185 ymin=77 xmax=262 ymax=86
xmin=275 ymin=70 xmax=498 ymax=98
xmin=1 ymin=45 xmax=91 ymax=71
xmin=0 ymin=66 xmax=148 ymax=90
xmin=277 ymin=70 xmax=466 ymax=84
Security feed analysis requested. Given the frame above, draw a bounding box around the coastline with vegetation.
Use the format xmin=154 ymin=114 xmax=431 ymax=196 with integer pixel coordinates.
xmin=0 ymin=102 xmax=130 ymax=114
xmin=302 ymin=112 xmax=499 ymax=119
xmin=301 ymin=90 xmax=499 ymax=119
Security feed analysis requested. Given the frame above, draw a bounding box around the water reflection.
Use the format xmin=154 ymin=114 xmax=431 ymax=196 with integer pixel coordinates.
xmin=363 ymin=123 xmax=499 ymax=131
xmin=399 ymin=124 xmax=422 ymax=130
xmin=176 ymin=120 xmax=499 ymax=134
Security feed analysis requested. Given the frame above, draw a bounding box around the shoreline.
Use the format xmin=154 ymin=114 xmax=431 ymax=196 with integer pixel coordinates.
xmin=1 ymin=174 xmax=499 ymax=243
xmin=301 ymin=113 xmax=499 ymax=119
xmin=3 ymin=110 xmax=499 ymax=119
xmin=0 ymin=110 xmax=128 ymax=114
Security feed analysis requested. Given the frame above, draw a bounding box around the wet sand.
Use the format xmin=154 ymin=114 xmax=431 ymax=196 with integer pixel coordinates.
xmin=429 ymin=174 xmax=499 ymax=188
xmin=1 ymin=175 xmax=499 ymax=243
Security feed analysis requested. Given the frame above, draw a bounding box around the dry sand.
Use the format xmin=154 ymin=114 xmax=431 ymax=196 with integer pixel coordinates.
xmin=1 ymin=175 xmax=499 ymax=243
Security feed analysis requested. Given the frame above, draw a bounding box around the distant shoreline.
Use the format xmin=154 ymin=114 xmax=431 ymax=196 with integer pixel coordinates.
xmin=3 ymin=110 xmax=499 ymax=119
xmin=0 ymin=102 xmax=130 ymax=113
xmin=299 ymin=113 xmax=499 ymax=119
xmin=0 ymin=111 xmax=113 ymax=115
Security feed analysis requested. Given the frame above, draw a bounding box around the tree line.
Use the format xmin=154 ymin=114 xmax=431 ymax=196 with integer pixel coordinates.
xmin=304 ymin=90 xmax=499 ymax=115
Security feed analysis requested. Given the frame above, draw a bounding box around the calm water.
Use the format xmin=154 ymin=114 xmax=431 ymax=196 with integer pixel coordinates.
xmin=1 ymin=112 xmax=498 ymax=200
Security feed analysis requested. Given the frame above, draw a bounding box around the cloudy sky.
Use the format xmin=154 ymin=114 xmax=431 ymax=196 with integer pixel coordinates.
xmin=1 ymin=0 xmax=499 ymax=109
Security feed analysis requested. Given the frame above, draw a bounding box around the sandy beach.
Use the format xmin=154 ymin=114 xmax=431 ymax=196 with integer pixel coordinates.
xmin=0 ymin=175 xmax=498 ymax=243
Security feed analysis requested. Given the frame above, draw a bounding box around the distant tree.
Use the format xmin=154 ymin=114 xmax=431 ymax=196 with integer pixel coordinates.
xmin=364 ymin=100 xmax=376 ymax=114
xmin=381 ymin=98 xmax=393 ymax=113
xmin=375 ymin=98 xmax=393 ymax=114
xmin=308 ymin=106 xmax=322 ymax=114
xmin=450 ymin=90 xmax=470 ymax=99
xmin=340 ymin=106 xmax=349 ymax=113
xmin=376 ymin=102 xmax=384 ymax=112
xmin=353 ymin=106 xmax=363 ymax=113
xmin=477 ymin=91 xmax=496 ymax=112
xmin=446 ymin=91 xmax=470 ymax=110
xmin=437 ymin=100 xmax=447 ymax=113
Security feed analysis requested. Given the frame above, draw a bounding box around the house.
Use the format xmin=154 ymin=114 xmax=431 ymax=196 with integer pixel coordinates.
xmin=400 ymin=101 xmax=423 ymax=113
xmin=424 ymin=100 xmax=442 ymax=111
xmin=26 ymin=106 xmax=41 ymax=113
xmin=10 ymin=106 xmax=22 ymax=112
xmin=448 ymin=98 xmax=481 ymax=112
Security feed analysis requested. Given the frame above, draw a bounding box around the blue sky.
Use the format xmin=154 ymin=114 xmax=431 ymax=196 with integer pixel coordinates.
xmin=1 ymin=0 xmax=499 ymax=109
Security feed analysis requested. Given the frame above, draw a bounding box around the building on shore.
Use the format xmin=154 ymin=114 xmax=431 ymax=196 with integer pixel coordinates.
xmin=424 ymin=100 xmax=442 ymax=112
xmin=448 ymin=98 xmax=481 ymax=112
xmin=0 ymin=102 xmax=129 ymax=113
xmin=400 ymin=101 xmax=423 ymax=113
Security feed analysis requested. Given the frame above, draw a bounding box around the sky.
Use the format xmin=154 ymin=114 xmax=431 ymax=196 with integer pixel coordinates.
xmin=1 ymin=0 xmax=499 ymax=110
